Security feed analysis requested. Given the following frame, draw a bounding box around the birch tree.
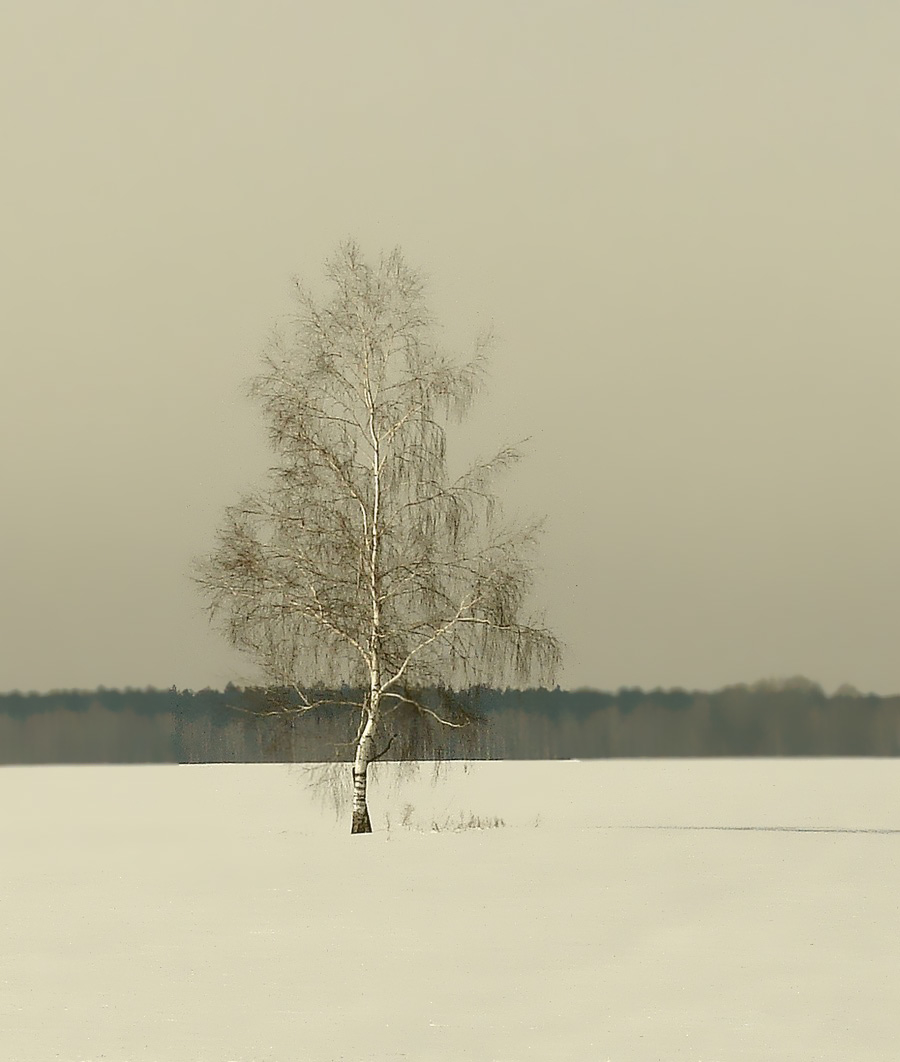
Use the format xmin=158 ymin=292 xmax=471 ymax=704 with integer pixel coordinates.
xmin=195 ymin=241 xmax=561 ymax=833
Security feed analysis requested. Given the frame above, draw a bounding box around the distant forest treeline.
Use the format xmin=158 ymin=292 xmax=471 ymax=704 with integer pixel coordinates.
xmin=1 ymin=678 xmax=898 ymax=763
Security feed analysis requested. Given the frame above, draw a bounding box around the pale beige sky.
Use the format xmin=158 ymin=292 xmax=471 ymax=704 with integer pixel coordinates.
xmin=2 ymin=2 xmax=899 ymax=695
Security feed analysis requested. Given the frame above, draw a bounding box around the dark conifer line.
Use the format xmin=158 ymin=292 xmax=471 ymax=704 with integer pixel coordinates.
xmin=0 ymin=681 xmax=898 ymax=762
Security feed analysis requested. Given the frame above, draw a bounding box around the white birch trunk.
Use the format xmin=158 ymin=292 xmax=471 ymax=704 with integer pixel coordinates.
xmin=351 ymin=709 xmax=377 ymax=834
xmin=351 ymin=340 xmax=382 ymax=835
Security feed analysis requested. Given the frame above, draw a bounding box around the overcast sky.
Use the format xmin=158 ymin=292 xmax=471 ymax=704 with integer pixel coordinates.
xmin=3 ymin=2 xmax=899 ymax=695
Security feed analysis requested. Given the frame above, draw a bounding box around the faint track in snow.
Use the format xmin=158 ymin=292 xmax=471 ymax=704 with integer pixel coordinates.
xmin=601 ymin=824 xmax=900 ymax=834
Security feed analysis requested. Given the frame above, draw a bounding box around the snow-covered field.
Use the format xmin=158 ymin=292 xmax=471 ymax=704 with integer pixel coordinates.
xmin=2 ymin=759 xmax=898 ymax=1062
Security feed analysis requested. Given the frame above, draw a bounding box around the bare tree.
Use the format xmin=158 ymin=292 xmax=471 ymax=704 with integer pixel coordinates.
xmin=195 ymin=241 xmax=561 ymax=833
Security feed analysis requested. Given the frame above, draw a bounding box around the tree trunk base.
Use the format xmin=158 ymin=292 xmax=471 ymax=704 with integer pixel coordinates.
xmin=351 ymin=806 xmax=372 ymax=834
xmin=351 ymin=734 xmax=374 ymax=834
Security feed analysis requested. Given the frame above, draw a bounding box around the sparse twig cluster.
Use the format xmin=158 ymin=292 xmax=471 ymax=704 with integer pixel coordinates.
xmin=384 ymin=803 xmax=506 ymax=833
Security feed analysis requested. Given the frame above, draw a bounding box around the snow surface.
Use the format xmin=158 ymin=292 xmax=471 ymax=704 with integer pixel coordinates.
xmin=2 ymin=759 xmax=899 ymax=1062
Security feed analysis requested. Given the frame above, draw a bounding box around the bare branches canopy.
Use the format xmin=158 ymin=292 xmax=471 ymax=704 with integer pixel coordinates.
xmin=195 ymin=241 xmax=561 ymax=831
